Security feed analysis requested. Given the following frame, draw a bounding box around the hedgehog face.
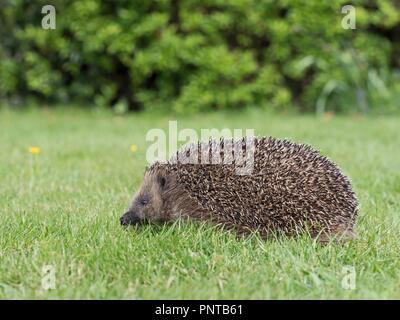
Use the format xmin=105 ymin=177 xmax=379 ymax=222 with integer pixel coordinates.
xmin=120 ymin=170 xmax=167 ymax=227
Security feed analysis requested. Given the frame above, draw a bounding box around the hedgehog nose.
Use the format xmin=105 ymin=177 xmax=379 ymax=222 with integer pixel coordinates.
xmin=120 ymin=215 xmax=129 ymax=226
xmin=120 ymin=212 xmax=131 ymax=226
xmin=120 ymin=211 xmax=140 ymax=226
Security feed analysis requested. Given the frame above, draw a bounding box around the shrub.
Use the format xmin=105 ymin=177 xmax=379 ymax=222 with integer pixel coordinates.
xmin=1 ymin=0 xmax=399 ymax=114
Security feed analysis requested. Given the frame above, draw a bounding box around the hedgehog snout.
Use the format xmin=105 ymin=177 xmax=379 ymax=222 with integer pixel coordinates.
xmin=120 ymin=211 xmax=141 ymax=227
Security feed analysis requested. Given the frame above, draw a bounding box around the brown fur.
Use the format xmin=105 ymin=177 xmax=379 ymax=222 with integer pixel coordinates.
xmin=121 ymin=137 xmax=359 ymax=243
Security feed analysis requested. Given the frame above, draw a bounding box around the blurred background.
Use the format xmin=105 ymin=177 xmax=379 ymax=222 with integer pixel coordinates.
xmin=1 ymin=0 xmax=399 ymax=115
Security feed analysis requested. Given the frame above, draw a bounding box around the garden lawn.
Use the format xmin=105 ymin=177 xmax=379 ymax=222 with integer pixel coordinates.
xmin=0 ymin=107 xmax=399 ymax=299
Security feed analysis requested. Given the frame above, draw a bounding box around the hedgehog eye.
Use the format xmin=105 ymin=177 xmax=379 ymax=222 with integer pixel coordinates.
xmin=140 ymin=199 xmax=148 ymax=205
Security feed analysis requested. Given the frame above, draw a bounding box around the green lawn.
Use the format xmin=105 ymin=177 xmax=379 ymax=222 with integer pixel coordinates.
xmin=0 ymin=107 xmax=399 ymax=299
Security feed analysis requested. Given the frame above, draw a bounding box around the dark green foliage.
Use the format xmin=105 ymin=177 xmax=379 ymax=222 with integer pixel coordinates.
xmin=1 ymin=0 xmax=399 ymax=113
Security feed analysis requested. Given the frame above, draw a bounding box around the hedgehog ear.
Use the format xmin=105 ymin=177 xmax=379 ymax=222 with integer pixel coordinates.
xmin=159 ymin=176 xmax=167 ymax=189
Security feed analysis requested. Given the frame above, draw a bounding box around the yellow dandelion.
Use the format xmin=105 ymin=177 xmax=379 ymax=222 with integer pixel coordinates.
xmin=29 ymin=147 xmax=40 ymax=155
xmin=130 ymin=145 xmax=138 ymax=152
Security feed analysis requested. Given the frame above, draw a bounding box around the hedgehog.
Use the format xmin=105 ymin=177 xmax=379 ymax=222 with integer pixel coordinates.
xmin=120 ymin=137 xmax=358 ymax=243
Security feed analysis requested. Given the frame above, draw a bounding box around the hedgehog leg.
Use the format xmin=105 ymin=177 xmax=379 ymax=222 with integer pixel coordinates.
xmin=336 ymin=223 xmax=358 ymax=242
xmin=340 ymin=228 xmax=359 ymax=241
xmin=319 ymin=227 xmax=358 ymax=243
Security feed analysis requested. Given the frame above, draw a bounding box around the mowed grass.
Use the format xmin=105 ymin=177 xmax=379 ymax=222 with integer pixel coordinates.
xmin=0 ymin=107 xmax=399 ymax=299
